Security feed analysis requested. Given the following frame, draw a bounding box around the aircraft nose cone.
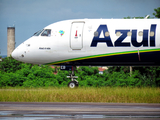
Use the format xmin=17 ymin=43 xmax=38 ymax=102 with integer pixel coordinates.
xmin=11 ymin=48 xmax=19 ymax=60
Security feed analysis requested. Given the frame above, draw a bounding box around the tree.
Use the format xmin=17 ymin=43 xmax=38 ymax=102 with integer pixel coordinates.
xmin=0 ymin=56 xmax=23 ymax=73
xmin=153 ymin=7 xmax=160 ymax=18
xmin=124 ymin=15 xmax=152 ymax=19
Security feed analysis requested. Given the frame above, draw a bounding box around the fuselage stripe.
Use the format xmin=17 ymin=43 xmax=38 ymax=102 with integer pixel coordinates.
xmin=45 ymin=48 xmax=160 ymax=65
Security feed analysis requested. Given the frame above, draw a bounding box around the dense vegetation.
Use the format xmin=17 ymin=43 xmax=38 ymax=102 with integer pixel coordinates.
xmin=0 ymin=57 xmax=160 ymax=87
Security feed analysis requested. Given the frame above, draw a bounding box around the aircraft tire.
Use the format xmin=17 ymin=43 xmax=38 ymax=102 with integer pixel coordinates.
xmin=68 ymin=81 xmax=78 ymax=88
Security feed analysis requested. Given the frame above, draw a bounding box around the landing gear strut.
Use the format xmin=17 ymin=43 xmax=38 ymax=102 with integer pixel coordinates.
xmin=67 ymin=66 xmax=78 ymax=88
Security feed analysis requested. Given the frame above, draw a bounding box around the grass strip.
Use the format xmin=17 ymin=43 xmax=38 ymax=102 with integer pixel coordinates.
xmin=0 ymin=87 xmax=159 ymax=103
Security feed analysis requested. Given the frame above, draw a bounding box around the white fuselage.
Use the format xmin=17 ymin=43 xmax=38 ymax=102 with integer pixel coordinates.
xmin=12 ymin=19 xmax=160 ymax=66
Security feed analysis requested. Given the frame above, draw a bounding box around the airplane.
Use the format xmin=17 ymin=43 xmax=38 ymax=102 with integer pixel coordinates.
xmin=12 ymin=18 xmax=160 ymax=88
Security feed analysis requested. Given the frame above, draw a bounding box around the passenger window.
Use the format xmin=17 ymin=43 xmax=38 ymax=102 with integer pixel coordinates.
xmin=94 ymin=31 xmax=98 ymax=37
xmin=116 ymin=31 xmax=121 ymax=36
xmin=41 ymin=29 xmax=51 ymax=37
xmin=138 ymin=31 xmax=143 ymax=36
xmin=150 ymin=31 xmax=154 ymax=37
xmin=105 ymin=32 xmax=110 ymax=37
xmin=127 ymin=31 xmax=132 ymax=36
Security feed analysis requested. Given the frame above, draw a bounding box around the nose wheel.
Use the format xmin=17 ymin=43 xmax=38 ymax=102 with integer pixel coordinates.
xmin=68 ymin=81 xmax=78 ymax=88
xmin=67 ymin=66 xmax=78 ymax=88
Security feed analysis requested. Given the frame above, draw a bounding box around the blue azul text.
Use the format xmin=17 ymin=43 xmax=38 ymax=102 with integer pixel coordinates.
xmin=91 ymin=24 xmax=157 ymax=47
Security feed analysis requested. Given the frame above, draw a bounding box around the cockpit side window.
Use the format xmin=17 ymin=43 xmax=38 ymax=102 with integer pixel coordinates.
xmin=41 ymin=29 xmax=51 ymax=37
xmin=33 ymin=29 xmax=44 ymax=36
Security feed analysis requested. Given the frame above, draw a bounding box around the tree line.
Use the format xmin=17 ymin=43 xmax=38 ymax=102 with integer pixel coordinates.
xmin=0 ymin=57 xmax=160 ymax=87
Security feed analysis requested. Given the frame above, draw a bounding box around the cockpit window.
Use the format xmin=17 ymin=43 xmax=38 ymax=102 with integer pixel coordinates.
xmin=41 ymin=29 xmax=51 ymax=37
xmin=33 ymin=29 xmax=44 ymax=36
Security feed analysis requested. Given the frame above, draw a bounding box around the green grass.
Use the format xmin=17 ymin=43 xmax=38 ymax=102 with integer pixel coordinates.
xmin=0 ymin=87 xmax=159 ymax=103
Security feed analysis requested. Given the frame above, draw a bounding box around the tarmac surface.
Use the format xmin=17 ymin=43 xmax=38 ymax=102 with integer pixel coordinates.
xmin=0 ymin=102 xmax=160 ymax=120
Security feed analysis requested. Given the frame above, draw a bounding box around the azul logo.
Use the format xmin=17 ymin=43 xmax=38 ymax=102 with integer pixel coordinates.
xmin=91 ymin=24 xmax=157 ymax=47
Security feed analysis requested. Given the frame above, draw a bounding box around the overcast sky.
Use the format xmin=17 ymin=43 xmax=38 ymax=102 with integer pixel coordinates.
xmin=0 ymin=0 xmax=160 ymax=55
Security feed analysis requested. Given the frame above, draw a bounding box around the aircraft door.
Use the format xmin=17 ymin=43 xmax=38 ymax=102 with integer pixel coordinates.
xmin=70 ymin=22 xmax=84 ymax=50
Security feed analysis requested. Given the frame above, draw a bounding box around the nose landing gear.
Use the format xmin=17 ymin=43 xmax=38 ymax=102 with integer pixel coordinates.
xmin=67 ymin=66 xmax=78 ymax=88
xmin=60 ymin=65 xmax=79 ymax=88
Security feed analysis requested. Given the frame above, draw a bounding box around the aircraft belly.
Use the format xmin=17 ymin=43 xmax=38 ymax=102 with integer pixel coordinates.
xmin=68 ymin=51 xmax=160 ymax=66
xmin=45 ymin=48 xmax=160 ymax=66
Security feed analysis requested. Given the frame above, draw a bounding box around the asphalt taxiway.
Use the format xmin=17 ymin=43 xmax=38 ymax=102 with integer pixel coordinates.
xmin=0 ymin=102 xmax=160 ymax=120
